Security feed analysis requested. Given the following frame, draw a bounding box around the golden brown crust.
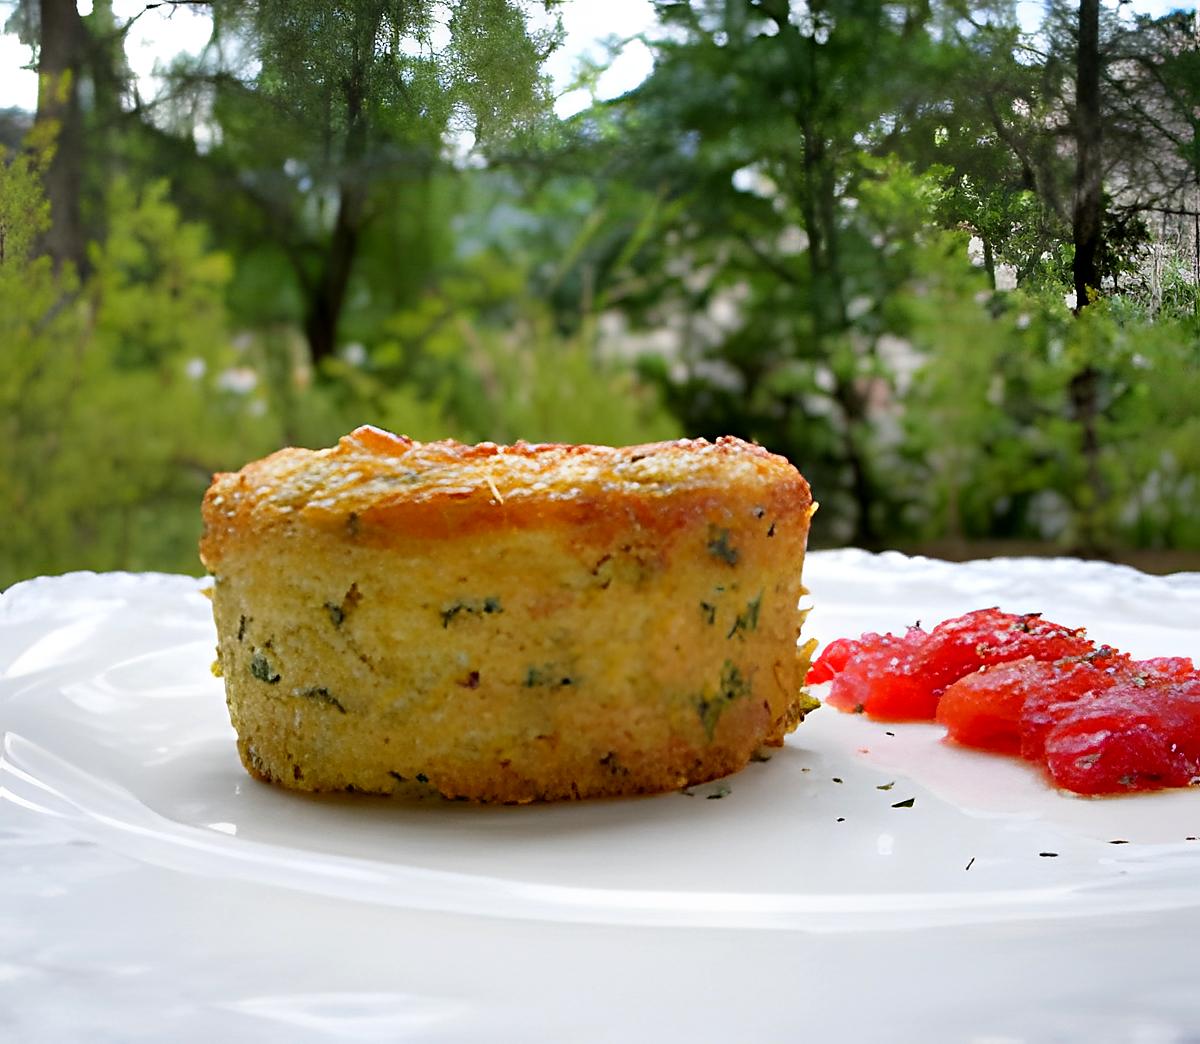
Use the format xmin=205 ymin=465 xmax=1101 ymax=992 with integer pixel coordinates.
xmin=202 ymin=428 xmax=815 ymax=803
xmin=200 ymin=427 xmax=811 ymax=565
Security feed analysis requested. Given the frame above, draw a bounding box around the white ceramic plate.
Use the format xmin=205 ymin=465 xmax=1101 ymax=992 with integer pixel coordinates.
xmin=3 ymin=551 xmax=1200 ymax=1040
xmin=4 ymin=551 xmax=1200 ymax=930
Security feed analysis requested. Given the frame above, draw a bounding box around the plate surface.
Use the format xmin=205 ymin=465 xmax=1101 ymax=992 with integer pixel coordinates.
xmin=3 ymin=551 xmax=1200 ymax=1040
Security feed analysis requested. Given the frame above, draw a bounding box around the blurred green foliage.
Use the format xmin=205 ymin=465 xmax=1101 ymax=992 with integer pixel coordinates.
xmin=0 ymin=132 xmax=679 ymax=588
xmin=1 ymin=137 xmax=259 ymax=584
xmin=909 ymin=289 xmax=1200 ymax=551
xmin=2 ymin=0 xmax=1200 ymax=587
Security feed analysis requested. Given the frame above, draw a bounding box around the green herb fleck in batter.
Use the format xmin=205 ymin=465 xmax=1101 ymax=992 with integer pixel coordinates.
xmin=726 ymin=591 xmax=763 ymax=640
xmin=250 ymin=650 xmax=281 ymax=684
xmin=326 ymin=583 xmax=362 ymax=628
xmin=299 ymin=687 xmax=347 ymax=713
xmin=706 ymin=526 xmax=739 ymax=566
xmin=696 ymin=660 xmax=751 ymax=739
xmin=441 ymin=597 xmax=504 ymax=628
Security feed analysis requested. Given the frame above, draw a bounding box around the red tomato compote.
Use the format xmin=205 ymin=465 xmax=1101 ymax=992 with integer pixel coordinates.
xmin=810 ymin=609 xmax=1200 ymax=796
xmin=813 ymin=608 xmax=1093 ymax=721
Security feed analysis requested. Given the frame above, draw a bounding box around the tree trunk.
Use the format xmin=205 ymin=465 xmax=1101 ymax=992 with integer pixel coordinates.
xmin=303 ymin=190 xmax=361 ymax=366
xmin=35 ymin=0 xmax=88 ymax=275
xmin=298 ymin=2 xmax=383 ymax=366
xmin=1070 ymin=0 xmax=1106 ymax=554
xmin=1073 ymin=0 xmax=1102 ymax=311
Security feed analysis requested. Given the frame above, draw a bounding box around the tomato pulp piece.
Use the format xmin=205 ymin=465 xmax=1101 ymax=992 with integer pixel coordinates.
xmin=919 ymin=609 xmax=1094 ymax=695
xmin=808 ymin=637 xmax=867 ymax=685
xmin=1041 ymin=679 xmax=1200 ymax=794
xmin=827 ymin=659 xmax=939 ymax=720
xmin=937 ymin=658 xmax=1044 ymax=755
xmin=822 ymin=629 xmax=931 ymax=720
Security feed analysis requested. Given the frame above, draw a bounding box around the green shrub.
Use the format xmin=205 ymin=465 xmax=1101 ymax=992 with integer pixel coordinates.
xmin=0 ymin=155 xmax=266 ymax=586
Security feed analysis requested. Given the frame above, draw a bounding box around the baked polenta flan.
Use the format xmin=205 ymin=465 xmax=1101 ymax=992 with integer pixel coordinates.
xmin=200 ymin=426 xmax=816 ymax=802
